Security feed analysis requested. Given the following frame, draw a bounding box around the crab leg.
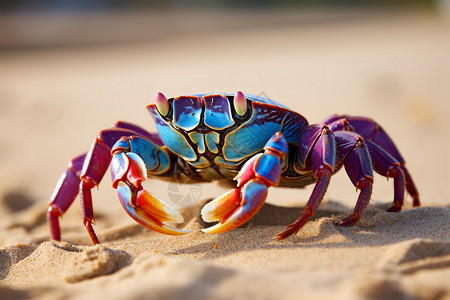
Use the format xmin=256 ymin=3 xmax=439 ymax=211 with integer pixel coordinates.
xmin=48 ymin=122 xmax=162 ymax=244
xmin=324 ymin=117 xmax=354 ymax=132
xmin=276 ymin=125 xmax=335 ymax=239
xmin=333 ymin=131 xmax=374 ymax=226
xmin=364 ymin=139 xmax=406 ymax=212
xmin=110 ymin=136 xmax=190 ymax=236
xmin=326 ymin=114 xmax=420 ymax=207
xmin=48 ymin=153 xmax=86 ymax=241
xmin=201 ymin=132 xmax=289 ymax=234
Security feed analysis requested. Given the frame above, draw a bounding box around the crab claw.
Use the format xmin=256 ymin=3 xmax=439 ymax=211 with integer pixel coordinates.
xmin=201 ymin=132 xmax=288 ymax=234
xmin=111 ymin=151 xmax=190 ymax=236
xmin=201 ymin=179 xmax=268 ymax=233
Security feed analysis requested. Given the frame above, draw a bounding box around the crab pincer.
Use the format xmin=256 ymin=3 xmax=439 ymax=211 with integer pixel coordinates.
xmin=110 ymin=140 xmax=191 ymax=236
xmin=201 ymin=132 xmax=288 ymax=233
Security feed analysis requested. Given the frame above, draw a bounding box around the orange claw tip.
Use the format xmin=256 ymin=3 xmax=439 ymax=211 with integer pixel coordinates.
xmin=201 ymin=179 xmax=268 ymax=234
xmin=132 ymin=204 xmax=191 ymax=236
xmin=117 ymin=182 xmax=191 ymax=236
xmin=233 ymin=91 xmax=247 ymax=116
xmin=159 ymin=225 xmax=191 ymax=235
xmin=200 ymin=188 xmax=241 ymax=223
xmin=135 ymin=207 xmax=191 ymax=235
xmin=155 ymin=92 xmax=170 ymax=116
xmin=200 ymin=208 xmax=244 ymax=234
xmin=136 ymin=189 xmax=185 ymax=224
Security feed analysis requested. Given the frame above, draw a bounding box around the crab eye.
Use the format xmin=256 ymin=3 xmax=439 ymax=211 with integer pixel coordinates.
xmin=155 ymin=92 xmax=170 ymax=117
xmin=173 ymin=96 xmax=202 ymax=131
xmin=233 ymin=91 xmax=247 ymax=116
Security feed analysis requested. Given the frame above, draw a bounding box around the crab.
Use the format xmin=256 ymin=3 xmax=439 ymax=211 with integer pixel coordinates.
xmin=48 ymin=92 xmax=420 ymax=245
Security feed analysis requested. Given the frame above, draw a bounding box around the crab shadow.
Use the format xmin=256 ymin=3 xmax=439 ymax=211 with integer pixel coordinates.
xmin=171 ymin=201 xmax=450 ymax=260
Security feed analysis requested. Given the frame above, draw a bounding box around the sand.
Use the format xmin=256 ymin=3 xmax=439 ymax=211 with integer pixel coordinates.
xmin=0 ymin=9 xmax=449 ymax=300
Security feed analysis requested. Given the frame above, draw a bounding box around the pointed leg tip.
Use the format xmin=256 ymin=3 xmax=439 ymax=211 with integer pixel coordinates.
xmin=274 ymin=234 xmax=285 ymax=241
xmin=275 ymin=224 xmax=299 ymax=240
xmin=336 ymin=219 xmax=354 ymax=227
xmin=336 ymin=212 xmax=360 ymax=226
xmin=386 ymin=204 xmax=402 ymax=213
xmin=334 ymin=220 xmax=345 ymax=226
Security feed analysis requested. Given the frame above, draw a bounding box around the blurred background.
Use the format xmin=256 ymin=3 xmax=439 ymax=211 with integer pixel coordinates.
xmin=0 ymin=0 xmax=448 ymax=50
xmin=0 ymin=1 xmax=449 ymax=244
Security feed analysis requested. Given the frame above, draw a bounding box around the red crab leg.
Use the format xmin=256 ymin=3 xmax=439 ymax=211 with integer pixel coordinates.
xmin=201 ymin=132 xmax=288 ymax=234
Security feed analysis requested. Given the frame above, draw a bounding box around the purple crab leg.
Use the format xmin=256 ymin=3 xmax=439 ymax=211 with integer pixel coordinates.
xmin=328 ymin=115 xmax=420 ymax=208
xmin=48 ymin=153 xmax=86 ymax=241
xmin=48 ymin=122 xmax=158 ymax=244
xmin=325 ymin=118 xmax=355 ymax=132
xmin=81 ymin=128 xmax=154 ymax=244
xmin=276 ymin=125 xmax=335 ymax=239
xmin=333 ymin=131 xmax=374 ymax=226
xmin=365 ymin=139 xmax=407 ymax=212
xmin=342 ymin=115 xmax=419 ymax=206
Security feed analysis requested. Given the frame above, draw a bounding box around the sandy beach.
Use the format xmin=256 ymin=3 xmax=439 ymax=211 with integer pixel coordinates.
xmin=0 ymin=9 xmax=449 ymax=299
